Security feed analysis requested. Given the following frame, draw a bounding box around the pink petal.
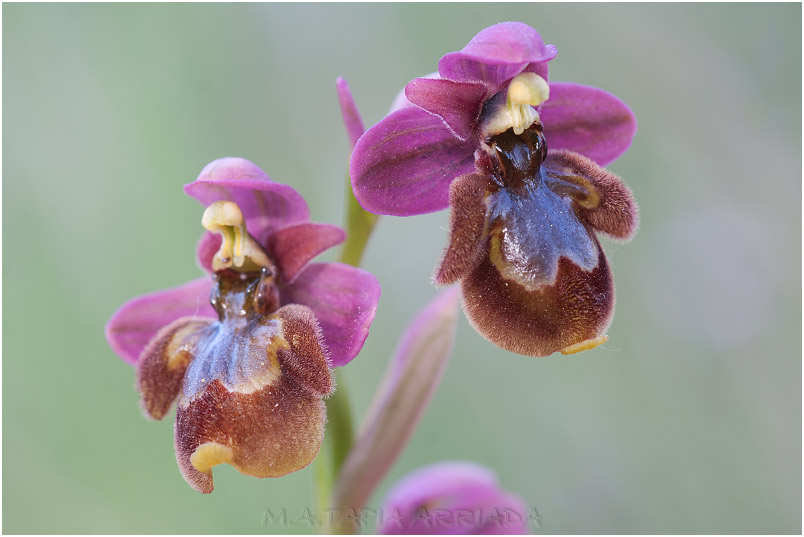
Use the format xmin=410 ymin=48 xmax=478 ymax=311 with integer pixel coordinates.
xmin=541 ymin=82 xmax=637 ymax=166
xmin=378 ymin=461 xmax=529 ymax=534
xmin=438 ymin=22 xmax=556 ymax=88
xmin=336 ymin=77 xmax=366 ymax=149
xmin=195 ymin=232 xmax=219 ymax=274
xmin=266 ymin=222 xmax=346 ymax=283
xmin=350 ymin=106 xmax=476 ymax=216
xmin=105 ymin=277 xmax=216 ymax=365
xmin=389 ymin=72 xmax=440 ymax=114
xmin=405 ymin=78 xmax=488 ymax=141
xmin=184 ymin=157 xmax=310 ymax=244
xmin=280 ymin=262 xmax=381 ymax=367
xmin=195 ymin=223 xmax=346 ymax=280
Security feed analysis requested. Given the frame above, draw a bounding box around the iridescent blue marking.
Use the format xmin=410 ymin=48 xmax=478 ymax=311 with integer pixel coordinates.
xmin=180 ymin=285 xmax=283 ymax=405
xmin=487 ymin=177 xmax=599 ymax=289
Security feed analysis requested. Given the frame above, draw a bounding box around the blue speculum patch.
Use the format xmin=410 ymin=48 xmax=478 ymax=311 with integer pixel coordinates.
xmin=484 ymin=126 xmax=599 ymax=291
xmin=487 ymin=179 xmax=598 ymax=290
xmin=180 ymin=272 xmax=285 ymax=405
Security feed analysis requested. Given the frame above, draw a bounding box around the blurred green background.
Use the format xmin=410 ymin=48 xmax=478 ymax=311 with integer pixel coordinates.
xmin=3 ymin=3 xmax=801 ymax=534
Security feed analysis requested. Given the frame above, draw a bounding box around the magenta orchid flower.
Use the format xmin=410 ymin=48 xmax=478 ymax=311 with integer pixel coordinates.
xmin=378 ymin=461 xmax=530 ymax=535
xmin=105 ymin=157 xmax=381 ymax=493
xmin=350 ymin=22 xmax=638 ymax=357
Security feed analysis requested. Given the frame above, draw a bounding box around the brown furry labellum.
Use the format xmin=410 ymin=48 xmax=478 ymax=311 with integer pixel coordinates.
xmin=435 ymin=126 xmax=638 ymax=357
xmin=137 ymin=268 xmax=333 ymax=493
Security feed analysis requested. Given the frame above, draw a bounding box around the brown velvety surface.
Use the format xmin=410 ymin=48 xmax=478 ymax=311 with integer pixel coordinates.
xmin=137 ymin=318 xmax=211 ymax=420
xmin=545 ymin=149 xmax=639 ymax=241
xmin=175 ymin=375 xmax=326 ymax=493
xmin=461 ymin=240 xmax=614 ymax=357
xmin=275 ymin=304 xmax=334 ymax=397
xmin=435 ymin=173 xmax=492 ymax=286
xmin=171 ymin=303 xmax=332 ymax=493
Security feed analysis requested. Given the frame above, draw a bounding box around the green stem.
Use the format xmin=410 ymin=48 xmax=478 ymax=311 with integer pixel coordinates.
xmin=339 ymin=174 xmax=379 ymax=268
xmin=316 ymin=170 xmax=380 ymax=534
xmin=328 ymin=369 xmax=355 ymax=477
xmin=313 ymin=448 xmax=332 ymax=521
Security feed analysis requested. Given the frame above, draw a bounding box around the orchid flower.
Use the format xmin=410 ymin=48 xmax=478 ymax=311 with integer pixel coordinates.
xmin=350 ymin=22 xmax=638 ymax=357
xmin=106 ymin=158 xmax=381 ymax=492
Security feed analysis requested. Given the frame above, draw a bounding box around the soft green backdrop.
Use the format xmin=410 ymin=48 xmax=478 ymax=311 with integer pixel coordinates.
xmin=4 ymin=3 xmax=801 ymax=534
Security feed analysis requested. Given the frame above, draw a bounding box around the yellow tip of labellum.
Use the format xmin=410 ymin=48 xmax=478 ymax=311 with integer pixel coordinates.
xmin=202 ymin=201 xmax=273 ymax=273
xmin=190 ymin=442 xmax=235 ymax=476
xmin=560 ymin=334 xmax=608 ymax=355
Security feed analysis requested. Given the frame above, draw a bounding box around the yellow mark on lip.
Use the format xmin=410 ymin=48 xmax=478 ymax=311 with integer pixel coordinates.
xmin=165 ymin=322 xmax=207 ymax=370
xmin=190 ymin=442 xmax=234 ymax=475
xmin=560 ymin=335 xmax=608 ymax=355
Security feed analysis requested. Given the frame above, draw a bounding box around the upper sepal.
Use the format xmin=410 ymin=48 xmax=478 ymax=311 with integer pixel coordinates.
xmin=184 ymin=158 xmax=310 ymax=244
xmin=438 ymin=22 xmax=556 ymax=88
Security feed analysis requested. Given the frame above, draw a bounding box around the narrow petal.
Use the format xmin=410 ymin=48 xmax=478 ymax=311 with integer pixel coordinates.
xmin=405 ymin=78 xmax=488 ymax=141
xmin=175 ymin=377 xmax=326 ymax=493
xmin=137 ymin=317 xmax=211 ymax=420
xmin=540 ymin=82 xmax=637 ymax=166
xmin=438 ymin=22 xmax=556 ymax=87
xmin=332 ymin=290 xmax=460 ymax=527
xmin=336 ymin=77 xmax=366 ymax=149
xmin=184 ymin=157 xmax=310 ymax=244
xmin=462 ymin=243 xmax=614 ymax=357
xmin=350 ymin=106 xmax=476 ymax=216
xmin=266 ymin=222 xmax=346 ymax=283
xmin=389 ymin=72 xmax=440 ymax=114
xmin=435 ymin=173 xmax=492 ymax=286
xmin=105 ymin=277 xmax=216 ymax=365
xmin=378 ymin=461 xmax=529 ymax=535
xmin=280 ymin=262 xmax=381 ymax=367
xmin=545 ymin=150 xmax=639 ymax=240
